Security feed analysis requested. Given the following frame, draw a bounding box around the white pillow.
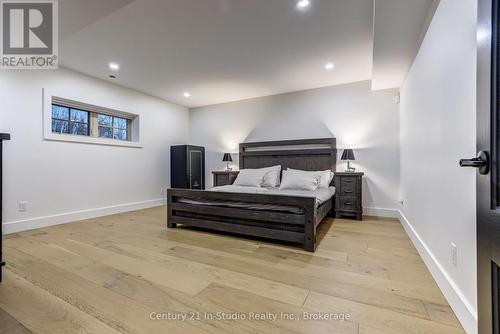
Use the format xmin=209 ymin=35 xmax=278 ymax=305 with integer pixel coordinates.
xmin=260 ymin=165 xmax=282 ymax=187
xmin=233 ymin=169 xmax=267 ymax=187
xmin=287 ymin=168 xmax=333 ymax=188
xmin=279 ymin=170 xmax=321 ymax=191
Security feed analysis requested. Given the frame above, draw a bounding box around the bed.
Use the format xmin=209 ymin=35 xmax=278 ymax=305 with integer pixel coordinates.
xmin=167 ymin=138 xmax=337 ymax=252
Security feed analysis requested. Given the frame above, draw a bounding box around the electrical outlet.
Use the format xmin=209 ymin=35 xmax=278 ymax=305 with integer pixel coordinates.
xmin=451 ymin=243 xmax=457 ymax=266
xmin=18 ymin=201 xmax=28 ymax=212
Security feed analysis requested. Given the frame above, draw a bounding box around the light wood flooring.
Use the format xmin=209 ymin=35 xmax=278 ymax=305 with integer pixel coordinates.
xmin=0 ymin=206 xmax=465 ymax=334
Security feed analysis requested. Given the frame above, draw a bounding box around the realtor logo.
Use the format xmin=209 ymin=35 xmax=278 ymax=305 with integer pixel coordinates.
xmin=1 ymin=0 xmax=58 ymax=69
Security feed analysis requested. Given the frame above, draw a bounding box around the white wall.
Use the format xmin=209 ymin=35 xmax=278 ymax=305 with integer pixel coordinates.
xmin=0 ymin=68 xmax=189 ymax=233
xmin=190 ymin=81 xmax=400 ymax=214
xmin=399 ymin=0 xmax=477 ymax=333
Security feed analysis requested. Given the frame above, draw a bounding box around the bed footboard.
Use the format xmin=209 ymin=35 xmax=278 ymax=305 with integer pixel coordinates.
xmin=167 ymin=189 xmax=322 ymax=252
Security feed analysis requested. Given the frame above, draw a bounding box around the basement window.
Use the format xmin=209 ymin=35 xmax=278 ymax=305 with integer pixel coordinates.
xmin=51 ymin=105 xmax=90 ymax=136
xmin=97 ymin=114 xmax=129 ymax=141
xmin=44 ymin=95 xmax=141 ymax=148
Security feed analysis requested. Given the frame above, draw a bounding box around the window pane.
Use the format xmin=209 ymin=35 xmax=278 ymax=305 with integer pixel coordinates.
xmin=98 ymin=114 xmax=112 ymax=126
xmin=70 ymin=109 xmax=89 ymax=123
xmin=52 ymin=119 xmax=69 ymax=134
xmin=98 ymin=126 xmax=113 ymax=138
xmin=70 ymin=122 xmax=89 ymax=136
xmin=52 ymin=105 xmax=69 ymax=120
xmin=113 ymin=128 xmax=128 ymax=141
xmin=113 ymin=117 xmax=127 ymax=129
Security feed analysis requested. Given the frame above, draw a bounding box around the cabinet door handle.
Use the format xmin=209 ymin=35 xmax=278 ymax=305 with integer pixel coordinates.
xmin=344 ymin=202 xmax=353 ymax=205
xmin=344 ymin=190 xmax=353 ymax=193
xmin=344 ymin=180 xmax=353 ymax=183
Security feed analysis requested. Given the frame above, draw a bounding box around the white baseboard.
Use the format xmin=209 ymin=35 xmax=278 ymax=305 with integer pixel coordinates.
xmin=3 ymin=198 xmax=167 ymax=235
xmin=398 ymin=210 xmax=477 ymax=334
xmin=363 ymin=206 xmax=399 ymax=218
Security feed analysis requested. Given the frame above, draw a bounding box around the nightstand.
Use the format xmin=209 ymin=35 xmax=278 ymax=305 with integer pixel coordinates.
xmin=212 ymin=171 xmax=240 ymax=187
xmin=334 ymin=172 xmax=364 ymax=220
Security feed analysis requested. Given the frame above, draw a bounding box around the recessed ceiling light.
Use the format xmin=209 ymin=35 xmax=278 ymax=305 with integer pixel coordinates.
xmin=325 ymin=62 xmax=335 ymax=70
xmin=296 ymin=0 xmax=310 ymax=9
xmin=183 ymin=92 xmax=191 ymax=98
xmin=109 ymin=62 xmax=120 ymax=71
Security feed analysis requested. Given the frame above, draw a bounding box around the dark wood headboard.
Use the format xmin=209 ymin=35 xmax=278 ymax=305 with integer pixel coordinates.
xmin=239 ymin=138 xmax=337 ymax=172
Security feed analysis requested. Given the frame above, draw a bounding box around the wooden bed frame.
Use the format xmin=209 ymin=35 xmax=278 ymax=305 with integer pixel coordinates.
xmin=167 ymin=138 xmax=337 ymax=252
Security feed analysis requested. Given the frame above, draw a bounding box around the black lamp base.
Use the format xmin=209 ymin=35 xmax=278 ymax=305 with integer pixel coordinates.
xmin=345 ymin=161 xmax=355 ymax=172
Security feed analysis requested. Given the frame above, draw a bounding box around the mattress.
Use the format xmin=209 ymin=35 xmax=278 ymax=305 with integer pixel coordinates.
xmin=175 ymin=186 xmax=335 ymax=215
xmin=210 ymin=185 xmax=336 ymax=206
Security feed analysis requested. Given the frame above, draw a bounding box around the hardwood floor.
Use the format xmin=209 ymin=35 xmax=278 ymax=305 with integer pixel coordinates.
xmin=0 ymin=206 xmax=465 ymax=334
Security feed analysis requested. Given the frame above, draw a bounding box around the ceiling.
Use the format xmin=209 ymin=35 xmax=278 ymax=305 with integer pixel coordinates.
xmin=372 ymin=0 xmax=438 ymax=90
xmin=59 ymin=0 xmax=438 ymax=108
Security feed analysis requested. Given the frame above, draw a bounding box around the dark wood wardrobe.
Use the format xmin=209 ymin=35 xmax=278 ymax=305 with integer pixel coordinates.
xmin=170 ymin=145 xmax=205 ymax=190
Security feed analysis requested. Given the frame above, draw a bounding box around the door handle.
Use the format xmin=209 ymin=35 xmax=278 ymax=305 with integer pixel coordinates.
xmin=459 ymin=151 xmax=489 ymax=175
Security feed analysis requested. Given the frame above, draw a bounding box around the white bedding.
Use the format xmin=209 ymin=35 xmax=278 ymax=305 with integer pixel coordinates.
xmin=210 ymin=185 xmax=336 ymax=206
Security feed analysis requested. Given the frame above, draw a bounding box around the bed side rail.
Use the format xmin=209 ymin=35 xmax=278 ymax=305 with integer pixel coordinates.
xmin=167 ymin=188 xmax=315 ymax=207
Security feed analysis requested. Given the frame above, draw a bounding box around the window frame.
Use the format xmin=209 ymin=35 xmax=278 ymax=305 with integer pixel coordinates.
xmin=43 ymin=93 xmax=141 ymax=148
xmin=96 ymin=114 xmax=131 ymax=141
xmin=51 ymin=104 xmax=91 ymax=137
